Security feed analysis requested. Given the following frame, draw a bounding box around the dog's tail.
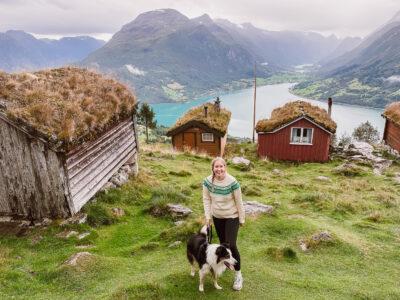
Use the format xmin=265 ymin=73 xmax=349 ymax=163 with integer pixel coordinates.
xmin=199 ymin=225 xmax=208 ymax=236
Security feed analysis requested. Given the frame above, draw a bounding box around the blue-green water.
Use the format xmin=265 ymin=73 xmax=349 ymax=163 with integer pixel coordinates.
xmin=152 ymin=83 xmax=385 ymax=138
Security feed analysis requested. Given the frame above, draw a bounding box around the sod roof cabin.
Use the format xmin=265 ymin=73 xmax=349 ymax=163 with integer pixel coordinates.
xmin=256 ymin=100 xmax=336 ymax=162
xmin=166 ymin=101 xmax=231 ymax=156
xmin=382 ymin=102 xmax=400 ymax=152
xmin=0 ymin=67 xmax=139 ymax=221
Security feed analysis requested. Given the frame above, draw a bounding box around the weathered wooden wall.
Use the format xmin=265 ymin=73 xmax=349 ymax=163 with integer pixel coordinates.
xmin=66 ymin=118 xmax=137 ymax=212
xmin=383 ymin=119 xmax=400 ymax=152
xmin=0 ymin=115 xmax=72 ymax=220
xmin=171 ymin=126 xmax=222 ymax=157
xmin=258 ymin=118 xmax=331 ymax=162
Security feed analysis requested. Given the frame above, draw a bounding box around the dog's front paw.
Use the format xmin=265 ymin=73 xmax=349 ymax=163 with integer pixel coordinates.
xmin=214 ymin=283 xmax=223 ymax=290
xmin=199 ymin=285 xmax=204 ymax=292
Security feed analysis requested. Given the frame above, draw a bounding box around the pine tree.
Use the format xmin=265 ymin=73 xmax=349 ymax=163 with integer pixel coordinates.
xmin=138 ymin=103 xmax=157 ymax=143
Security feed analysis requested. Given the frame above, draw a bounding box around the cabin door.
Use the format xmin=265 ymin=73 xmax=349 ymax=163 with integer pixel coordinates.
xmin=183 ymin=132 xmax=196 ymax=150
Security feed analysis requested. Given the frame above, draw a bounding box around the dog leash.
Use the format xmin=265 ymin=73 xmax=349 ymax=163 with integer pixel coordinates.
xmin=207 ymin=225 xmax=213 ymax=244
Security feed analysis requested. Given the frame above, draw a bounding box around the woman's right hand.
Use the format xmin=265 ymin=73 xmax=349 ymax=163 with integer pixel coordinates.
xmin=205 ymin=219 xmax=211 ymax=226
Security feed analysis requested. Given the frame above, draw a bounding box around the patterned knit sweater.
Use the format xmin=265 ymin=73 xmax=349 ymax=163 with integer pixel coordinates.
xmin=202 ymin=173 xmax=245 ymax=224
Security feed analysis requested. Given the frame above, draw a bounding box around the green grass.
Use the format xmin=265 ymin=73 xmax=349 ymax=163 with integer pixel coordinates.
xmin=1 ymin=143 xmax=400 ymax=299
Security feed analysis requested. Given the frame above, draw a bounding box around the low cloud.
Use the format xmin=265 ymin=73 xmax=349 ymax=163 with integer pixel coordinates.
xmin=0 ymin=0 xmax=398 ymax=38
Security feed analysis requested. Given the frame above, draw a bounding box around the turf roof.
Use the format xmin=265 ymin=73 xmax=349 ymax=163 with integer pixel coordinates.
xmin=383 ymin=102 xmax=400 ymax=127
xmin=167 ymin=102 xmax=231 ymax=136
xmin=0 ymin=67 xmax=137 ymax=151
xmin=256 ymin=100 xmax=336 ymax=133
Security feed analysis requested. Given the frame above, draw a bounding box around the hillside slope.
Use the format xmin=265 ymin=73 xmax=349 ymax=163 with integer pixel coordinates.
xmin=0 ymin=143 xmax=399 ymax=299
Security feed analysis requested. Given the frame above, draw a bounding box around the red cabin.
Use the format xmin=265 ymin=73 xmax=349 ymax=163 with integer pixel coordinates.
xmin=382 ymin=102 xmax=400 ymax=152
xmin=166 ymin=102 xmax=231 ymax=157
xmin=256 ymin=101 xmax=337 ymax=162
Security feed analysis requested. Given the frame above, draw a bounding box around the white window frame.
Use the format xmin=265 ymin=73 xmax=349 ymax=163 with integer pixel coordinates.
xmin=290 ymin=127 xmax=314 ymax=145
xmin=201 ymin=132 xmax=214 ymax=142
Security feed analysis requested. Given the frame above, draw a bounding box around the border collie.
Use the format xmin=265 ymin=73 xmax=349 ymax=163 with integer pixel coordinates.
xmin=187 ymin=225 xmax=237 ymax=292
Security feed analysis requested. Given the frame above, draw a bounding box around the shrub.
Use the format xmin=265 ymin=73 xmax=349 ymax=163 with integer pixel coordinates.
xmin=265 ymin=246 xmax=298 ymax=261
xmin=85 ymin=203 xmax=116 ymax=227
xmin=168 ymin=170 xmax=192 ymax=177
xmin=145 ymin=186 xmax=190 ymax=217
xmin=332 ymin=163 xmax=366 ymax=177
xmin=352 ymin=121 xmax=380 ymax=144
xmin=158 ymin=218 xmax=203 ymax=242
xmin=242 ymin=185 xmax=263 ymax=196
xmin=365 ymin=211 xmax=382 ymax=223
xmin=338 ymin=133 xmax=352 ymax=148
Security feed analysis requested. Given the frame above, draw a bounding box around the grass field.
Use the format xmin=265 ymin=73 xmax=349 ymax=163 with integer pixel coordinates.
xmin=1 ymin=142 xmax=400 ymax=299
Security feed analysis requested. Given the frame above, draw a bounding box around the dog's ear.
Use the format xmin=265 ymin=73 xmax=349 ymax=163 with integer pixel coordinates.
xmin=221 ymin=242 xmax=230 ymax=249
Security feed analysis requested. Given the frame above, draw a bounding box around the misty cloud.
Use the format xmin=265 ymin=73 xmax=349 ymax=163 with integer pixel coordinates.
xmin=0 ymin=0 xmax=398 ymax=38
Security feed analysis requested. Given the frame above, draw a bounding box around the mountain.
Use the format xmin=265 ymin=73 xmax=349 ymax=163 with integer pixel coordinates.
xmin=82 ymin=9 xmax=346 ymax=103
xmin=0 ymin=30 xmax=105 ymax=72
xmin=215 ymin=19 xmax=343 ymax=67
xmin=82 ymin=9 xmax=274 ymax=103
xmin=292 ymin=10 xmax=400 ymax=108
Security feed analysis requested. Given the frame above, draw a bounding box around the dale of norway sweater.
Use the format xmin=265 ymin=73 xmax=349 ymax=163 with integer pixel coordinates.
xmin=202 ymin=174 xmax=245 ymax=224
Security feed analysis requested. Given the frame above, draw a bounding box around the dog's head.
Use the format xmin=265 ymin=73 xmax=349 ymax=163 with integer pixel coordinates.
xmin=215 ymin=243 xmax=237 ymax=271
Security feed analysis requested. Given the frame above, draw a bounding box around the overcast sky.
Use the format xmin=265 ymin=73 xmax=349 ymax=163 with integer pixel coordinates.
xmin=0 ymin=0 xmax=399 ymax=40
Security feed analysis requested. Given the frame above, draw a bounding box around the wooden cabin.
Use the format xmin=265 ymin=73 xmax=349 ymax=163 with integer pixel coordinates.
xmin=0 ymin=67 xmax=138 ymax=221
xmin=166 ymin=101 xmax=231 ymax=157
xmin=382 ymin=102 xmax=400 ymax=152
xmin=256 ymin=100 xmax=336 ymax=162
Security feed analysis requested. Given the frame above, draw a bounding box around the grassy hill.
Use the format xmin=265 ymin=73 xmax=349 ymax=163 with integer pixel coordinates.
xmin=1 ymin=143 xmax=400 ymax=299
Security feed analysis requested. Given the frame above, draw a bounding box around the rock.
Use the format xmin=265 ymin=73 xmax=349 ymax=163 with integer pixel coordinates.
xmin=166 ymin=204 xmax=192 ymax=219
xmin=315 ymin=176 xmax=331 ymax=182
xmin=243 ymin=201 xmax=274 ymax=216
xmin=168 ymin=241 xmax=182 ymax=248
xmin=101 ymin=182 xmax=116 ymax=192
xmin=311 ymin=231 xmax=332 ymax=242
xmin=56 ymin=230 xmax=78 ymax=239
xmin=42 ymin=218 xmax=52 ymax=226
xmin=111 ymin=208 xmax=125 ymax=218
xmin=272 ymin=169 xmax=283 ymax=176
xmin=60 ymin=213 xmax=87 ymax=226
xmin=64 ymin=252 xmax=93 ymax=267
xmin=110 ymin=172 xmax=128 ymax=187
xmin=232 ymin=157 xmax=251 ymax=166
xmin=346 ymin=142 xmax=374 ymax=158
xmin=174 ymin=220 xmax=184 ymax=226
xmin=0 ymin=216 xmax=12 ymax=222
xmin=18 ymin=220 xmax=31 ymax=228
xmin=121 ymin=165 xmax=133 ymax=174
xmin=373 ymin=160 xmax=393 ymax=175
xmin=78 ymin=232 xmax=91 ymax=240
xmin=299 ymin=241 xmax=308 ymax=252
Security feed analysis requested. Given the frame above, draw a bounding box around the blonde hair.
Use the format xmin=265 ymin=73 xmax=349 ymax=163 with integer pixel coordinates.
xmin=211 ymin=157 xmax=227 ymax=191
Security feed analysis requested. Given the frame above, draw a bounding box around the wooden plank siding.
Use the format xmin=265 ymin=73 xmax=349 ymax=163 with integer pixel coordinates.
xmin=171 ymin=126 xmax=223 ymax=157
xmin=0 ymin=118 xmax=71 ymax=219
xmin=383 ymin=119 xmax=400 ymax=152
xmin=65 ymin=118 xmax=137 ymax=212
xmin=258 ymin=118 xmax=331 ymax=162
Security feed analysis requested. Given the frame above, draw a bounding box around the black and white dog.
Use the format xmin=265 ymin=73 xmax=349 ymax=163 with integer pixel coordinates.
xmin=187 ymin=225 xmax=237 ymax=292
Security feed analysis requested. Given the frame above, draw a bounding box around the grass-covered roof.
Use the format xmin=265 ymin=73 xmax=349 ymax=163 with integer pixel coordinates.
xmin=383 ymin=102 xmax=400 ymax=126
xmin=0 ymin=67 xmax=136 ymax=151
xmin=256 ymin=100 xmax=336 ymax=133
xmin=167 ymin=103 xmax=231 ymax=136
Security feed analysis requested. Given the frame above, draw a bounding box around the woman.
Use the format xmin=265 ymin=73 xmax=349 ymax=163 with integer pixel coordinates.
xmin=202 ymin=157 xmax=245 ymax=291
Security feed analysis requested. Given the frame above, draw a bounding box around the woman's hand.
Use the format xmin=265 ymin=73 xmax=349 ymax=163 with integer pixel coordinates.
xmin=205 ymin=219 xmax=211 ymax=226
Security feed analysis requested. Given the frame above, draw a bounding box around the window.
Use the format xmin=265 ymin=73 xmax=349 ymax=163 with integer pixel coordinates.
xmin=202 ymin=133 xmax=214 ymax=142
xmin=290 ymin=128 xmax=313 ymax=144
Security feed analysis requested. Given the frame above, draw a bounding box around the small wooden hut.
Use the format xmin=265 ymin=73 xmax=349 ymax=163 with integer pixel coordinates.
xmin=256 ymin=100 xmax=336 ymax=162
xmin=0 ymin=67 xmax=138 ymax=220
xmin=166 ymin=101 xmax=231 ymax=156
xmin=382 ymin=102 xmax=400 ymax=152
